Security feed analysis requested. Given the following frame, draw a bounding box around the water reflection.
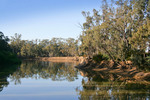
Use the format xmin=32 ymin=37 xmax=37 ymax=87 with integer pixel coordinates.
xmin=0 ymin=61 xmax=150 ymax=100
xmin=9 ymin=61 xmax=79 ymax=84
xmin=0 ymin=65 xmax=19 ymax=92
xmin=76 ymin=69 xmax=150 ymax=100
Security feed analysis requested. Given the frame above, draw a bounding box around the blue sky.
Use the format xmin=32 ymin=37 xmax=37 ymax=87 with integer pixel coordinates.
xmin=0 ymin=0 xmax=102 ymax=40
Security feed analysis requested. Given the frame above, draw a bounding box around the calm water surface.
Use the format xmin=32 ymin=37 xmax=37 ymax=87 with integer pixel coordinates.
xmin=0 ymin=60 xmax=150 ymax=100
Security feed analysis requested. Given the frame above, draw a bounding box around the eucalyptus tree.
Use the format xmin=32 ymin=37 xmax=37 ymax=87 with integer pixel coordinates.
xmin=10 ymin=33 xmax=22 ymax=56
xmin=80 ymin=0 xmax=150 ymax=67
xmin=0 ymin=31 xmax=10 ymax=52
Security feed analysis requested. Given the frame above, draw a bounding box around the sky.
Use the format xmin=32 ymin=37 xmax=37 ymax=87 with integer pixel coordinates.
xmin=0 ymin=0 xmax=102 ymax=40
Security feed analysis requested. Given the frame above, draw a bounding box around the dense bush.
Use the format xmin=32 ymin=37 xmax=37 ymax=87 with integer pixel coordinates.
xmin=0 ymin=51 xmax=21 ymax=65
xmin=0 ymin=32 xmax=21 ymax=65
xmin=92 ymin=53 xmax=109 ymax=63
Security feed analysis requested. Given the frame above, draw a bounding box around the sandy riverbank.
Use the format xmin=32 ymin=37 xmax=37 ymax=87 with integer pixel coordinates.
xmin=37 ymin=57 xmax=84 ymax=62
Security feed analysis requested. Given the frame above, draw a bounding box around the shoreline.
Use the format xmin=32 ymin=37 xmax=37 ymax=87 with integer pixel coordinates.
xmin=23 ymin=56 xmax=84 ymax=62
xmin=22 ymin=56 xmax=150 ymax=82
xmin=75 ymin=58 xmax=150 ymax=82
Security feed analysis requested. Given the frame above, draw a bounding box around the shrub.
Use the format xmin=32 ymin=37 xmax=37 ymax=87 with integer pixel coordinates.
xmin=92 ymin=53 xmax=109 ymax=63
xmin=0 ymin=51 xmax=21 ymax=65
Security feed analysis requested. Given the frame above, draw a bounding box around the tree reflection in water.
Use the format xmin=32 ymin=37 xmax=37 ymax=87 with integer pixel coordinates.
xmin=1 ymin=61 xmax=150 ymax=100
xmin=9 ymin=60 xmax=79 ymax=84
xmin=0 ymin=65 xmax=19 ymax=92
xmin=76 ymin=69 xmax=150 ymax=100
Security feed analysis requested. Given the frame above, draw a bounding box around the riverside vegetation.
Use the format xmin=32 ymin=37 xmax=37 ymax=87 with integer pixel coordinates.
xmin=76 ymin=0 xmax=150 ymax=81
xmin=0 ymin=32 xmax=20 ymax=65
xmin=1 ymin=0 xmax=150 ymax=81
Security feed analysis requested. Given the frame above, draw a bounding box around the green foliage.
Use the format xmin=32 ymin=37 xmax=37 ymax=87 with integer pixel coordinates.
xmin=130 ymin=52 xmax=144 ymax=68
xmin=10 ymin=33 xmax=22 ymax=56
xmin=0 ymin=51 xmax=21 ymax=65
xmin=9 ymin=35 xmax=79 ymax=58
xmin=0 ymin=32 xmax=10 ymax=51
xmin=0 ymin=32 xmax=21 ymax=65
xmin=92 ymin=53 xmax=109 ymax=63
xmin=79 ymin=0 xmax=150 ymax=69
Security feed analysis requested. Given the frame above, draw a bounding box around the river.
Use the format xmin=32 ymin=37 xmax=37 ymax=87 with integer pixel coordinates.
xmin=0 ymin=60 xmax=150 ymax=100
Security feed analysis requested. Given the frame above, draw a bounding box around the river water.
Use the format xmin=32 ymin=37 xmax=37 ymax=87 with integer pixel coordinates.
xmin=0 ymin=60 xmax=150 ymax=100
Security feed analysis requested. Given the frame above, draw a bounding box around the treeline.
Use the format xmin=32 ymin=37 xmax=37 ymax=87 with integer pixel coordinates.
xmin=79 ymin=0 xmax=150 ymax=68
xmin=1 ymin=0 xmax=150 ymax=69
xmin=0 ymin=32 xmax=20 ymax=65
xmin=10 ymin=33 xmax=79 ymax=58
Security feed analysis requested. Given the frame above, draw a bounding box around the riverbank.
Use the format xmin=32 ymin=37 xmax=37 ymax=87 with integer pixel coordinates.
xmin=23 ymin=57 xmax=84 ymax=62
xmin=75 ymin=58 xmax=150 ymax=82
